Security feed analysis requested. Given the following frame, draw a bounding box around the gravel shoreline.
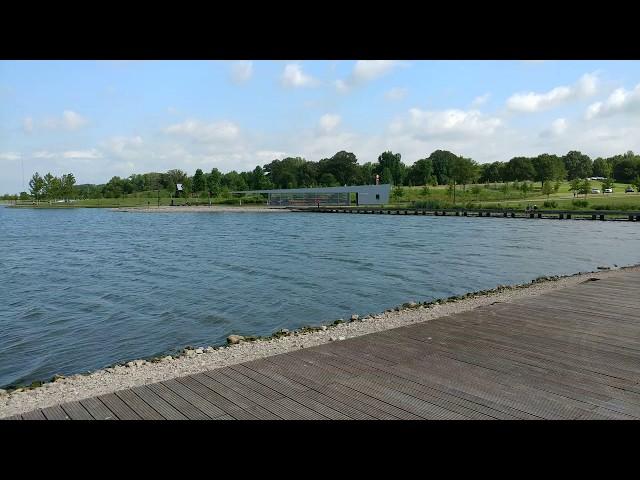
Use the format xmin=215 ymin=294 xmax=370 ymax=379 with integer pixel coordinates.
xmin=1 ymin=263 xmax=638 ymax=418
xmin=114 ymin=205 xmax=290 ymax=213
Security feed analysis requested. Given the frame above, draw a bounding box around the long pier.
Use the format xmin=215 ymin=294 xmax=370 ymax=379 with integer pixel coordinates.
xmin=292 ymin=206 xmax=640 ymax=221
xmin=6 ymin=269 xmax=640 ymax=420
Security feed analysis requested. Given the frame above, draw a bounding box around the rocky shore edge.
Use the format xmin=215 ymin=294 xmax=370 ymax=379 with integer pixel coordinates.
xmin=1 ymin=263 xmax=638 ymax=418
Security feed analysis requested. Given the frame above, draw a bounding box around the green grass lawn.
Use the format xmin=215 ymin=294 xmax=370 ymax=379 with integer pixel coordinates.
xmin=391 ymin=181 xmax=640 ymax=211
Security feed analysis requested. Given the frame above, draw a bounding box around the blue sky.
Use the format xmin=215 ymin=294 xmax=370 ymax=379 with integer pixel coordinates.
xmin=1 ymin=60 xmax=640 ymax=193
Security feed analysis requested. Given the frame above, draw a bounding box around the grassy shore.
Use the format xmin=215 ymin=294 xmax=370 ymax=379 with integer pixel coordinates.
xmin=7 ymin=181 xmax=640 ymax=211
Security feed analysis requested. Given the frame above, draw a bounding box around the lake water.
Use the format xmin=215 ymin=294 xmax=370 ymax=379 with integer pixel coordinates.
xmin=1 ymin=206 xmax=639 ymax=388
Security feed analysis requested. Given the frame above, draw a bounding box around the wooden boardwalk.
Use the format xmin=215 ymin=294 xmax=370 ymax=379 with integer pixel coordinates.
xmin=7 ymin=271 xmax=640 ymax=420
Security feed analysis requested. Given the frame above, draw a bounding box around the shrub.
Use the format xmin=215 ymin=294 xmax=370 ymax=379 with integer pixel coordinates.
xmin=414 ymin=199 xmax=451 ymax=209
xmin=572 ymin=199 xmax=589 ymax=208
xmin=543 ymin=201 xmax=558 ymax=208
xmin=593 ymin=204 xmax=640 ymax=211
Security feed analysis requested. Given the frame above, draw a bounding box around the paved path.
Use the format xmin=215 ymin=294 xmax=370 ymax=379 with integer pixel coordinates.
xmin=7 ymin=271 xmax=640 ymax=420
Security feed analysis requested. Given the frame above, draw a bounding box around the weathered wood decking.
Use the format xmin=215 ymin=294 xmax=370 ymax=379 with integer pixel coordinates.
xmin=7 ymin=271 xmax=640 ymax=420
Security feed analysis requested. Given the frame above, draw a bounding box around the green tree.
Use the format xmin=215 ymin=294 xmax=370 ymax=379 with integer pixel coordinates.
xmin=632 ymin=176 xmax=640 ymax=192
xmin=471 ymin=185 xmax=481 ymax=200
xmin=562 ymin=151 xmax=593 ymax=180
xmin=503 ymin=157 xmax=535 ymax=182
xmin=479 ymin=161 xmax=503 ymax=185
xmin=449 ymin=156 xmax=479 ymax=191
xmin=521 ymin=181 xmax=531 ymax=198
xmin=569 ymin=178 xmax=582 ymax=195
xmin=192 ymin=168 xmax=205 ymax=194
xmin=165 ymin=169 xmax=188 ymax=193
xmin=319 ymin=151 xmax=359 ymax=186
xmin=207 ymin=168 xmax=223 ymax=196
xmin=407 ymin=158 xmax=433 ymax=186
xmin=318 ymin=172 xmax=338 ymax=187
xmin=428 ymin=150 xmax=459 ymax=185
xmin=61 ymin=173 xmax=76 ymax=201
xmin=29 ymin=172 xmax=45 ymax=202
xmin=612 ymin=153 xmax=640 ymax=182
xmin=380 ymin=167 xmax=394 ymax=185
xmin=532 ymin=154 xmax=566 ymax=187
xmin=541 ymin=181 xmax=553 ymax=198
xmin=578 ymin=179 xmax=591 ymax=198
xmin=593 ymin=157 xmax=612 ymax=178
xmin=376 ymin=151 xmax=405 ymax=186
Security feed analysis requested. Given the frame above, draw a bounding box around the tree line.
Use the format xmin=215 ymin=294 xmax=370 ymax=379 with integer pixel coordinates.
xmin=7 ymin=149 xmax=640 ymax=201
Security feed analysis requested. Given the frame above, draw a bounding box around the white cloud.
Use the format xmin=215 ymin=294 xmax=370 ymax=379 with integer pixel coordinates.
xmin=585 ymin=83 xmax=640 ymax=119
xmin=63 ymin=149 xmax=103 ymax=159
xmin=336 ymin=60 xmax=406 ymax=93
xmin=318 ymin=114 xmax=341 ymax=133
xmin=33 ymin=150 xmax=56 ymax=158
xmin=471 ymin=93 xmax=490 ymax=107
xmin=352 ymin=60 xmax=402 ymax=83
xmin=23 ymin=117 xmax=34 ymax=133
xmin=551 ymin=118 xmax=568 ymax=135
xmin=507 ymin=73 xmax=599 ymax=112
xmin=334 ymin=79 xmax=348 ymax=93
xmin=41 ymin=110 xmax=89 ymax=131
xmin=393 ymin=108 xmax=503 ymax=140
xmin=231 ymin=61 xmax=253 ymax=84
xmin=540 ymin=118 xmax=568 ymax=137
xmin=164 ymin=119 xmax=240 ymax=142
xmin=281 ymin=64 xmax=316 ymax=88
xmin=106 ymin=136 xmax=144 ymax=154
xmin=0 ymin=152 xmax=21 ymax=161
xmin=255 ymin=150 xmax=288 ymax=161
xmin=385 ymin=87 xmax=408 ymax=101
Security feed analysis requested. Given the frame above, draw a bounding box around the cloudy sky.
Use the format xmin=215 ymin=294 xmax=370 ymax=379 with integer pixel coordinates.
xmin=1 ymin=60 xmax=640 ymax=193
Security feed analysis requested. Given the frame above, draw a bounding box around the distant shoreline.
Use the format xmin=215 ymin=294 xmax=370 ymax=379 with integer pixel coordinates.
xmin=114 ymin=205 xmax=291 ymax=213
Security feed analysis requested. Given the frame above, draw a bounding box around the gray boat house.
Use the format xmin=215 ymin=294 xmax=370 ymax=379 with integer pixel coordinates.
xmin=232 ymin=184 xmax=391 ymax=206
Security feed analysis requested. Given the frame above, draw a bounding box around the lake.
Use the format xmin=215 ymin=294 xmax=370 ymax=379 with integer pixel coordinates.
xmin=1 ymin=206 xmax=639 ymax=388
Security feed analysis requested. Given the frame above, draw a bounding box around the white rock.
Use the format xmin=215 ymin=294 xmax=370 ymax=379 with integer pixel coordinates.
xmin=0 ymin=389 xmax=7 ymax=396
xmin=162 ymin=356 xmax=173 ymax=361
xmin=126 ymin=361 xmax=136 ymax=368
xmin=184 ymin=350 xmax=196 ymax=357
xmin=329 ymin=337 xmax=337 ymax=341
xmin=338 ymin=336 xmax=346 ymax=341
xmin=350 ymin=314 xmax=359 ymax=322
xmin=205 ymin=347 xmax=215 ymax=353
xmin=195 ymin=348 xmax=204 ymax=354
xmin=321 ymin=326 xmax=327 ymax=331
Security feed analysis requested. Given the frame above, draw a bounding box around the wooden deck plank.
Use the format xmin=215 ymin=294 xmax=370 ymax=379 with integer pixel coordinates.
xmin=129 ymin=386 xmax=188 ymax=420
xmin=21 ymin=409 xmax=47 ymax=420
xmin=60 ymin=401 xmax=94 ymax=420
xmin=80 ymin=397 xmax=117 ymax=420
xmin=98 ymin=393 xmax=142 ymax=420
xmin=161 ymin=379 xmax=229 ymax=419
xmin=41 ymin=405 xmax=70 ymax=420
xmin=189 ymin=373 xmax=283 ymax=420
xmin=146 ymin=382 xmax=213 ymax=420
xmin=203 ymin=369 xmax=325 ymax=419
xmin=115 ymin=389 xmax=165 ymax=420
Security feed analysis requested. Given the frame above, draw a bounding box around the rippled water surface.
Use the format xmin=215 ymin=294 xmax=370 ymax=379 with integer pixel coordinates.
xmin=1 ymin=206 xmax=639 ymax=387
